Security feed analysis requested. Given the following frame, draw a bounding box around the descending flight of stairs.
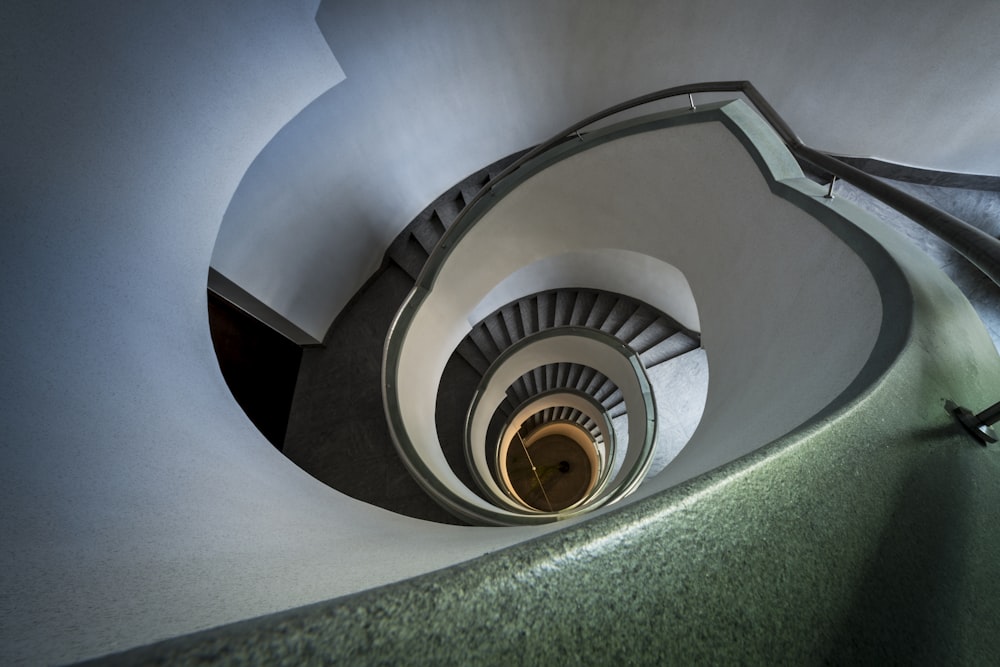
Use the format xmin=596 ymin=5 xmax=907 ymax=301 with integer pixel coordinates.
xmin=283 ymin=149 xmax=702 ymax=524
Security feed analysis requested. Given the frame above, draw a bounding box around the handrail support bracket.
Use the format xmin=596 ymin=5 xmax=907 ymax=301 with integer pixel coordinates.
xmin=947 ymin=400 xmax=998 ymax=445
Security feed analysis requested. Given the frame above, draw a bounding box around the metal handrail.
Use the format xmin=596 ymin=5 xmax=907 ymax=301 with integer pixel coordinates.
xmin=432 ymin=80 xmax=1000 ymax=445
xmin=437 ymin=80 xmax=1000 ymax=289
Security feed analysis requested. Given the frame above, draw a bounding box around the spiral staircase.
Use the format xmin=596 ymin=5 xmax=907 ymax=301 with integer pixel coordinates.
xmin=134 ymin=88 xmax=1000 ymax=662
xmin=282 ymin=147 xmax=704 ymax=524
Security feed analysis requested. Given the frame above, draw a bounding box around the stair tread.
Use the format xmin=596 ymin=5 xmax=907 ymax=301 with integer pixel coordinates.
xmin=484 ymin=317 xmax=512 ymax=353
xmin=614 ymin=306 xmax=658 ymax=343
xmin=602 ymin=299 xmax=639 ymax=336
xmin=629 ymin=317 xmax=679 ymax=354
xmin=455 ymin=338 xmax=490 ymax=376
xmin=640 ymin=331 xmax=701 ymax=368
xmin=570 ymin=290 xmax=596 ymax=326
xmin=386 ymin=234 xmax=429 ymax=281
xmin=469 ymin=326 xmax=501 ymax=363
xmin=585 ymin=291 xmax=616 ymax=329
xmin=501 ymin=306 xmax=523 ymax=344
xmin=554 ymin=290 xmax=574 ymax=327
xmin=410 ymin=216 xmax=445 ymax=255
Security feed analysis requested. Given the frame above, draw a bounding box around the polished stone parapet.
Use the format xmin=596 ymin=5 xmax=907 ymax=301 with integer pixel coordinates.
xmin=836 ymin=178 xmax=1000 ymax=351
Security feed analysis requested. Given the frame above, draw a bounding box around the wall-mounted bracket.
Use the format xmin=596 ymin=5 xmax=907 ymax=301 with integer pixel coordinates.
xmin=947 ymin=399 xmax=999 ymax=444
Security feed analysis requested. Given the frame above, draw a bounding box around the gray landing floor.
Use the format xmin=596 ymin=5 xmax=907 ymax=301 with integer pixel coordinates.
xmin=282 ymin=264 xmax=465 ymax=525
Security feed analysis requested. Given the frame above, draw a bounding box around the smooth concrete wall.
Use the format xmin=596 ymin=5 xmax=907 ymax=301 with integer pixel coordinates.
xmin=0 ymin=3 xmax=547 ymax=664
xmin=210 ymin=0 xmax=1000 ymax=340
xmin=646 ymin=349 xmax=711 ymax=477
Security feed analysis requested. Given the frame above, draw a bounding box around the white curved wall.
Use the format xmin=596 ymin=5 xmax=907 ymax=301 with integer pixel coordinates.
xmin=211 ymin=0 xmax=1000 ymax=339
xmin=0 ymin=3 xmax=546 ymax=664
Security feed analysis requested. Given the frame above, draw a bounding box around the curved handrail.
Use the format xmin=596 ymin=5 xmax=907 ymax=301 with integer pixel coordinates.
xmin=431 ymin=80 xmax=1000 ymax=288
xmin=384 ymin=81 xmax=998 ymax=525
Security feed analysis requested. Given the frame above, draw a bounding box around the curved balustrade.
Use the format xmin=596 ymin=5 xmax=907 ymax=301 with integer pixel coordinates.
xmin=384 ymin=96 xmax=901 ymax=525
xmin=423 ymin=80 xmax=1000 ymax=291
xmin=413 ymin=81 xmax=1000 ymax=448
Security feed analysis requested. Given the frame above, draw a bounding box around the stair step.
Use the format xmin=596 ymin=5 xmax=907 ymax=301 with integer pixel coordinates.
xmin=586 ymin=369 xmax=608 ymax=396
xmin=519 ymin=377 xmax=535 ymax=405
xmin=501 ymin=305 xmax=524 ymax=344
xmin=455 ymin=338 xmax=490 ymax=376
xmin=469 ymin=326 xmax=501 ymax=364
xmin=573 ymin=365 xmax=594 ymax=393
xmin=514 ymin=371 xmax=530 ymax=400
xmin=544 ymin=364 xmax=556 ymax=391
xmin=537 ymin=292 xmax=555 ymax=330
xmin=518 ymin=297 xmax=538 ymax=338
xmin=555 ymin=362 xmax=570 ymax=389
xmin=435 ymin=192 xmax=466 ymax=228
xmin=585 ymin=291 xmax=616 ymax=329
xmin=640 ymin=332 xmax=701 ymax=368
xmin=497 ymin=396 xmax=515 ymax=418
xmin=554 ymin=290 xmax=574 ymax=326
xmin=615 ymin=306 xmax=658 ymax=345
xmin=630 ymin=318 xmax=678 ymax=355
xmin=484 ymin=316 xmax=512 ymax=353
xmin=460 ymin=181 xmax=485 ymax=207
xmin=410 ymin=216 xmax=445 ymax=256
xmin=387 ymin=234 xmax=429 ymax=281
xmin=601 ymin=387 xmax=623 ymax=410
xmin=570 ymin=290 xmax=596 ymax=326
xmin=532 ymin=366 xmax=546 ymax=396
xmin=428 ymin=210 xmax=447 ymax=237
xmin=602 ymin=299 xmax=639 ymax=336
xmin=593 ymin=378 xmax=618 ymax=403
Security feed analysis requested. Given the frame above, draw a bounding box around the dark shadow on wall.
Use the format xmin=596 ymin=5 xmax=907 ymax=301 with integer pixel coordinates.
xmin=824 ymin=431 xmax=995 ymax=663
xmin=208 ymin=290 xmax=303 ymax=450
